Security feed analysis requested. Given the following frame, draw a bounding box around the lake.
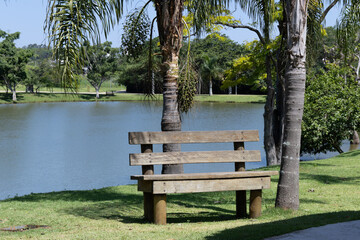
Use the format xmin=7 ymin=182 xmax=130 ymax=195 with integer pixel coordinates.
xmin=0 ymin=101 xmax=352 ymax=200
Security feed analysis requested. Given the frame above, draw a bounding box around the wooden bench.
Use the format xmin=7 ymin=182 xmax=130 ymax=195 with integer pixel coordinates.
xmin=129 ymin=130 xmax=278 ymax=225
xmin=105 ymin=91 xmax=115 ymax=96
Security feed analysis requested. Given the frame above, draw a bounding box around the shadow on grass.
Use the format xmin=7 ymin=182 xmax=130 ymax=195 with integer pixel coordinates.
xmin=4 ymin=187 xmax=141 ymax=203
xmin=18 ymin=188 xmax=326 ymax=225
xmin=301 ymin=173 xmax=358 ymax=185
xmin=205 ymin=211 xmax=360 ymax=240
xmin=57 ymin=191 xmax=241 ymax=224
xmin=300 ymin=162 xmax=337 ymax=167
xmin=334 ymin=149 xmax=360 ymax=158
xmin=0 ymin=93 xmax=24 ymax=102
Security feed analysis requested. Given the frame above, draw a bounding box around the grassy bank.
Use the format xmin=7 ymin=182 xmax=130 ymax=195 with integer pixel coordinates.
xmin=0 ymin=92 xmax=266 ymax=104
xmin=1 ymin=151 xmax=360 ymax=239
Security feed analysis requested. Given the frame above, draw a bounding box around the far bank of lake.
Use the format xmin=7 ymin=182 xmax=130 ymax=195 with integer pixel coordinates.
xmin=0 ymin=92 xmax=267 ymax=104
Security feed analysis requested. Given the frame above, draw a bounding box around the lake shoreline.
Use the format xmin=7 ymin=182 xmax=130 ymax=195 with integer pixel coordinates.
xmin=0 ymin=92 xmax=266 ymax=104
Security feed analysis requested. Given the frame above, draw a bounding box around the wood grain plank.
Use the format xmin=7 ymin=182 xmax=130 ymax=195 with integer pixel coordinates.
xmin=129 ymin=130 xmax=259 ymax=145
xmin=131 ymin=171 xmax=278 ymax=181
xmin=130 ymin=150 xmax=261 ymax=166
xmin=151 ymin=177 xmax=270 ymax=194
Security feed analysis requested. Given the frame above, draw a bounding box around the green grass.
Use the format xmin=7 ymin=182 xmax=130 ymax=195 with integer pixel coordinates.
xmin=1 ymin=151 xmax=360 ymax=239
xmin=0 ymin=92 xmax=266 ymax=104
xmin=194 ymin=94 xmax=266 ymax=103
xmin=2 ymin=81 xmax=126 ymax=93
xmin=0 ymin=92 xmax=156 ymax=104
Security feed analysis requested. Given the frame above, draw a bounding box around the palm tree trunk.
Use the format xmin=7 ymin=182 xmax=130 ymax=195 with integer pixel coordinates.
xmin=209 ymin=77 xmax=213 ymax=96
xmin=264 ymin=55 xmax=278 ymax=166
xmin=275 ymin=0 xmax=308 ymax=210
xmin=263 ymin=1 xmax=278 ymax=166
xmin=274 ymin=4 xmax=287 ymax=165
xmin=155 ymin=0 xmax=184 ymax=174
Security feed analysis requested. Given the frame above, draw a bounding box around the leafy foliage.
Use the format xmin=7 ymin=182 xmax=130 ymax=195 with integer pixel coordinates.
xmin=190 ymin=34 xmax=245 ymax=69
xmin=337 ymin=0 xmax=360 ymax=63
xmin=199 ymin=54 xmax=223 ymax=94
xmin=25 ymin=59 xmax=58 ymax=92
xmin=301 ymin=64 xmax=360 ymax=154
xmin=84 ymin=41 xmax=119 ymax=97
xmin=0 ymin=30 xmax=32 ymax=96
xmin=222 ymin=40 xmax=268 ymax=92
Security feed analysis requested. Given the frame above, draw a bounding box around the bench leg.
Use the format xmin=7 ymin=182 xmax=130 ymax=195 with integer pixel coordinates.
xmin=153 ymin=194 xmax=167 ymax=225
xmin=236 ymin=190 xmax=247 ymax=218
xmin=249 ymin=190 xmax=262 ymax=218
xmin=143 ymin=193 xmax=154 ymax=221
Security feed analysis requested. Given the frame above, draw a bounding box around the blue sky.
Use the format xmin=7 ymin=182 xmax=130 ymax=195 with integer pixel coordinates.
xmin=0 ymin=1 xmax=343 ymax=48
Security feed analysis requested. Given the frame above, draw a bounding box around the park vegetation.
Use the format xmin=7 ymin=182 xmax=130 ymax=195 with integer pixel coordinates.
xmin=0 ymin=0 xmax=359 ymax=215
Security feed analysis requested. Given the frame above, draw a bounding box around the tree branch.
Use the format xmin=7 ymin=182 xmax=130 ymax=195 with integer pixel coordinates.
xmin=215 ymin=22 xmax=266 ymax=45
xmin=320 ymin=0 xmax=340 ymax=23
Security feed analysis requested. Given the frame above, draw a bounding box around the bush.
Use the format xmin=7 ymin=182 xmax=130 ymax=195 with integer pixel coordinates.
xmin=301 ymin=64 xmax=360 ymax=154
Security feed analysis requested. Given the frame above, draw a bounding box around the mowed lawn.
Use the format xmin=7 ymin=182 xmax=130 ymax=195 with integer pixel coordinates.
xmin=0 ymin=92 xmax=266 ymax=104
xmin=0 ymin=151 xmax=360 ymax=239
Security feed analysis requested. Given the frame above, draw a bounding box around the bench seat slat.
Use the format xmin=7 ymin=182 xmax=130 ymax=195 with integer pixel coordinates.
xmin=129 ymin=130 xmax=259 ymax=145
xmin=130 ymin=150 xmax=261 ymax=165
xmin=139 ymin=177 xmax=272 ymax=194
xmin=131 ymin=170 xmax=278 ymax=181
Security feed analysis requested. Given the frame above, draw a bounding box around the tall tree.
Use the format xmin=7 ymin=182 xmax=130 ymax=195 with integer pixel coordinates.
xmin=0 ymin=30 xmax=32 ymax=101
xmin=46 ymin=0 xmax=229 ymax=174
xmin=84 ymin=41 xmax=119 ymax=98
xmin=200 ymin=55 xmax=223 ymax=96
xmin=275 ymin=0 xmax=308 ymax=210
xmin=153 ymin=0 xmax=184 ymax=173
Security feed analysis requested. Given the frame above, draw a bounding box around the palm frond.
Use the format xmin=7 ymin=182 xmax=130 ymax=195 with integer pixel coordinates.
xmin=45 ymin=0 xmax=124 ymax=90
xmin=185 ymin=0 xmax=231 ymax=35
xmin=337 ymin=0 xmax=360 ymax=62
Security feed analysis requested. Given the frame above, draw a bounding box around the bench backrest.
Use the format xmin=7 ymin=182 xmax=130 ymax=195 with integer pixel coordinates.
xmin=129 ymin=130 xmax=260 ymax=174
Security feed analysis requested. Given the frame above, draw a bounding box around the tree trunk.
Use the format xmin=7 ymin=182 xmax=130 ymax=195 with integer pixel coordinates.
xmin=355 ymin=55 xmax=360 ymax=84
xmin=274 ymin=76 xmax=285 ymax=164
xmin=264 ymin=55 xmax=278 ymax=166
xmin=333 ymin=144 xmax=344 ymax=154
xmin=12 ymin=89 xmax=17 ymax=102
xmin=26 ymin=85 xmax=34 ymax=93
xmin=263 ymin=3 xmax=278 ymax=166
xmin=274 ymin=0 xmax=287 ymax=165
xmin=235 ymin=85 xmax=237 ymax=95
xmin=352 ymin=130 xmax=359 ymax=144
xmin=209 ymin=78 xmax=213 ymax=96
xmin=275 ymin=0 xmax=308 ymax=210
xmin=198 ymin=76 xmax=202 ymax=94
xmin=152 ymin=71 xmax=155 ymax=94
xmin=155 ymin=0 xmax=184 ymax=174
xmin=95 ymin=87 xmax=100 ymax=99
xmin=228 ymin=86 xmax=232 ymax=94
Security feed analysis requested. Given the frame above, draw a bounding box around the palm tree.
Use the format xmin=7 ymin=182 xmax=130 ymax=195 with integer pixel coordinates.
xmin=274 ymin=0 xmax=308 ymax=210
xmin=45 ymin=0 xmax=229 ymax=174
xmin=200 ymin=55 xmax=223 ymax=96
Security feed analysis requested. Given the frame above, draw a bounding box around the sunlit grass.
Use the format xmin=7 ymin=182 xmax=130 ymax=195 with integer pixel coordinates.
xmin=194 ymin=94 xmax=266 ymax=103
xmin=1 ymin=151 xmax=360 ymax=239
xmin=0 ymin=92 xmax=266 ymax=104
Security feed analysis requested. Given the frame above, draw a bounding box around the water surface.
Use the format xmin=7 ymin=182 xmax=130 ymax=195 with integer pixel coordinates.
xmin=0 ymin=101 xmax=350 ymax=200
